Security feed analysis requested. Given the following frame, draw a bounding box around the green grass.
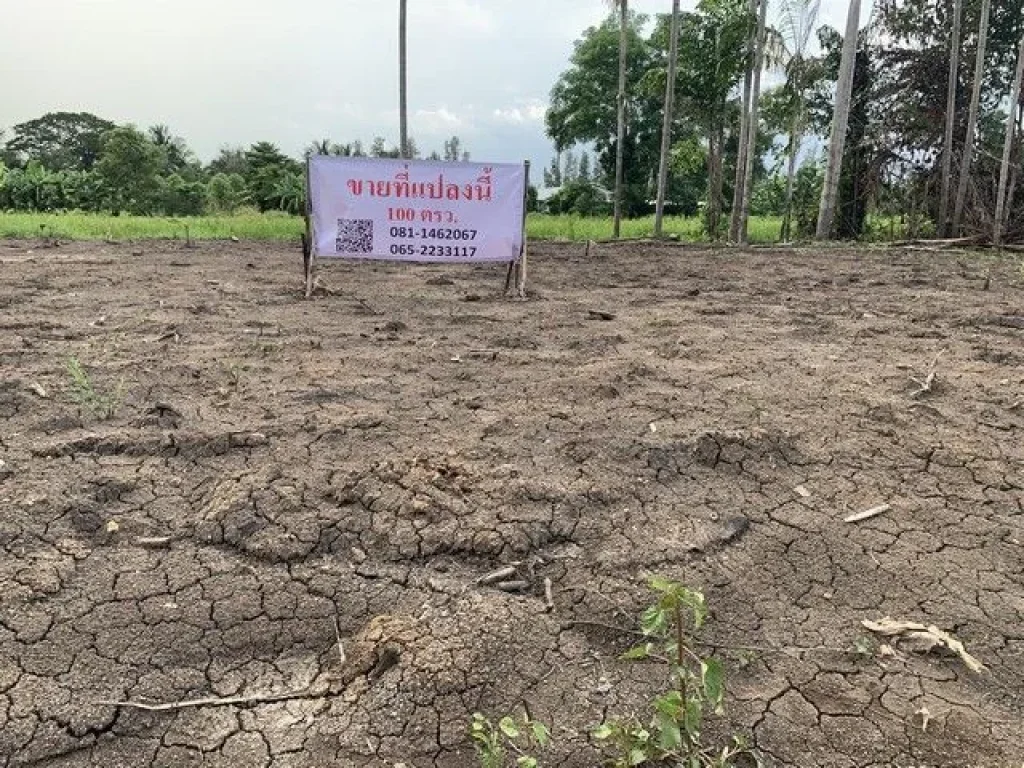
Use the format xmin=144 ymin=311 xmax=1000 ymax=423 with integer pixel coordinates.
xmin=0 ymin=211 xmax=303 ymax=241
xmin=0 ymin=211 xmax=786 ymax=244
xmin=527 ymin=213 xmax=783 ymax=242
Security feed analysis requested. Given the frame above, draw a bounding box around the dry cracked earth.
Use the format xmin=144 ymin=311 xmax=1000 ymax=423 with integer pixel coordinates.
xmin=0 ymin=238 xmax=1022 ymax=768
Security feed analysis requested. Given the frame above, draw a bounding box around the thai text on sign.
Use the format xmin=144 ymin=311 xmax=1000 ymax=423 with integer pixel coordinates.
xmin=308 ymin=156 xmax=527 ymax=263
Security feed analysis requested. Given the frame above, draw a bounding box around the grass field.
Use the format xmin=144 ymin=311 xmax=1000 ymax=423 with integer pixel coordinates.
xmin=0 ymin=211 xmax=787 ymax=243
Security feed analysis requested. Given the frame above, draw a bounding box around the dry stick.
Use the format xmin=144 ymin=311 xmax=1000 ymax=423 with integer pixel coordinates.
xmin=543 ymin=577 xmax=555 ymax=612
xmin=98 ymin=686 xmax=320 ymax=712
xmin=909 ymin=351 xmax=943 ymax=399
xmin=333 ymin=616 xmax=347 ymax=668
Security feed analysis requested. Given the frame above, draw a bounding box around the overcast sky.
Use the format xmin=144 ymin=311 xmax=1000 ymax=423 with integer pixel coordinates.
xmin=1 ymin=0 xmax=864 ymax=170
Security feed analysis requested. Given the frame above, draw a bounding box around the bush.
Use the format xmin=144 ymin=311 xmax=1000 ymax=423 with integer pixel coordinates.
xmin=161 ymin=174 xmax=208 ymax=216
xmin=546 ymin=180 xmax=612 ymax=216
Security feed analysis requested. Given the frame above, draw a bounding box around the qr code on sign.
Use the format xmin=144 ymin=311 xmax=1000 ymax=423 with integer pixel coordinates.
xmin=336 ymin=219 xmax=374 ymax=253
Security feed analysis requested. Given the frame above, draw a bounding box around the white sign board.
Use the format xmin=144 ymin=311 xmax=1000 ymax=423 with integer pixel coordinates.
xmin=308 ymin=156 xmax=526 ymax=263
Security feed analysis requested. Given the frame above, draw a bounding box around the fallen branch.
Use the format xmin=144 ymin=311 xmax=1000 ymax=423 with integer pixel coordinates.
xmin=861 ymin=617 xmax=986 ymax=673
xmin=889 ymin=235 xmax=987 ymax=248
xmin=477 ymin=565 xmax=519 ymax=586
xmin=844 ymin=503 xmax=891 ymax=524
xmin=97 ymin=686 xmax=320 ymax=712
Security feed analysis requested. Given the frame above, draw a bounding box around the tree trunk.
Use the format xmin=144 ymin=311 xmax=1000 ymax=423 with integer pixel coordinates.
xmin=613 ymin=0 xmax=628 ymax=238
xmin=781 ymin=116 xmax=803 ymax=241
xmin=399 ymin=0 xmax=409 ymax=159
xmin=739 ymin=0 xmax=768 ymax=243
xmin=937 ymin=0 xmax=963 ymax=238
xmin=706 ymin=118 xmax=725 ymax=238
xmin=729 ymin=0 xmax=757 ymax=242
xmin=994 ymin=29 xmax=1024 ymax=245
xmin=816 ymin=0 xmax=861 ymax=239
xmin=952 ymin=0 xmax=990 ymax=236
xmin=654 ymin=0 xmax=682 ymax=237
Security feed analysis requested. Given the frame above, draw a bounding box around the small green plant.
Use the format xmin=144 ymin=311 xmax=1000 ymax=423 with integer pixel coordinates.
xmin=66 ymin=356 xmax=121 ymax=420
xmin=593 ymin=577 xmax=757 ymax=768
xmin=470 ymin=711 xmax=551 ymax=768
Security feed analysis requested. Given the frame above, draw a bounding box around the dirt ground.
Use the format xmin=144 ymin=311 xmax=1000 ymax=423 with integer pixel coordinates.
xmin=1 ymin=238 xmax=1022 ymax=768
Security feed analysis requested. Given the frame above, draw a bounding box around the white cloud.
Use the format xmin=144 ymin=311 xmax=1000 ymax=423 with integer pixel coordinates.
xmin=414 ymin=107 xmax=470 ymax=134
xmin=492 ymin=100 xmax=548 ymax=125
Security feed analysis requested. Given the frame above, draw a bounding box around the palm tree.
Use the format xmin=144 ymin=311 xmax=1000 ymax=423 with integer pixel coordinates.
xmin=994 ymin=29 xmax=1024 ymax=245
xmin=655 ymin=0 xmax=682 ymax=237
xmin=937 ymin=0 xmax=963 ymax=238
xmin=730 ymin=0 xmax=758 ymax=242
xmin=399 ymin=0 xmax=409 ymax=159
xmin=951 ymin=0 xmax=990 ymax=236
xmin=777 ymin=0 xmax=821 ymax=242
xmin=815 ymin=0 xmax=861 ymax=239
xmin=738 ymin=0 xmax=769 ymax=243
xmin=605 ymin=0 xmax=629 ymax=238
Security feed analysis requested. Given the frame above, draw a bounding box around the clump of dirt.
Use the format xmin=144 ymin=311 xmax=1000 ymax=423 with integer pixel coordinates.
xmin=0 ymin=239 xmax=1022 ymax=768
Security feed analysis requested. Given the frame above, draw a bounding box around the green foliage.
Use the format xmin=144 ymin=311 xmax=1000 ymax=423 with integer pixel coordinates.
xmin=244 ymin=142 xmax=301 ymax=212
xmin=546 ymin=10 xmax=661 ymax=216
xmin=469 ymin=712 xmax=551 ymax=768
xmin=207 ymin=173 xmax=249 ymax=213
xmin=593 ymin=577 xmax=756 ymax=768
xmin=95 ymin=126 xmax=166 ymax=214
xmin=66 ymin=357 xmax=121 ymax=420
xmin=5 ymin=112 xmax=116 ymax=171
xmin=791 ymin=161 xmax=823 ymax=237
xmin=0 ymin=211 xmax=790 ymax=244
xmin=545 ymin=180 xmax=612 ymax=216
xmin=160 ymin=174 xmax=209 ymax=216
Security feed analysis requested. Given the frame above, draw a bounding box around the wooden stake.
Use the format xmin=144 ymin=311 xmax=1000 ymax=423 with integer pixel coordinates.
xmin=516 ymin=160 xmax=531 ymax=298
xmin=304 ymin=157 xmax=316 ymax=299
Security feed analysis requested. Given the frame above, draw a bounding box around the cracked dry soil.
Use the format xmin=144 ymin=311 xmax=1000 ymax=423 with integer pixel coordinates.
xmin=0 ymin=239 xmax=1022 ymax=768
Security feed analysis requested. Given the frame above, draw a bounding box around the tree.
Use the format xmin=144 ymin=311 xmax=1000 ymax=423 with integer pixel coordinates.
xmin=544 ymin=154 xmax=563 ymax=187
xmin=5 ymin=112 xmax=116 ymax=171
xmin=207 ymin=173 xmax=248 ymax=213
xmin=676 ymin=0 xmax=753 ymax=238
xmin=816 ymin=0 xmax=861 ymax=239
xmin=737 ymin=0 xmax=770 ymax=242
xmin=564 ymin=149 xmax=580 ymax=181
xmin=937 ymin=0 xmax=964 ymax=237
xmin=95 ymin=126 xmax=165 ymax=214
xmin=160 ymin=174 xmax=208 ymax=216
xmin=399 ymin=0 xmax=410 ymax=158
xmin=612 ymin=0 xmax=629 ymax=237
xmin=547 ymin=12 xmax=661 ymax=218
xmin=443 ymin=136 xmax=465 ymax=162
xmin=244 ymin=142 xmax=300 ymax=212
xmin=655 ymin=0 xmax=682 ymax=236
xmin=730 ymin=0 xmax=758 ymax=241
xmin=951 ymin=0 xmax=991 ymax=235
xmin=148 ymin=124 xmax=193 ymax=174
xmin=773 ymin=0 xmax=823 ymax=242
xmin=994 ymin=29 xmax=1024 ymax=244
xmin=579 ymin=151 xmax=593 ymax=181
xmin=208 ymin=147 xmax=249 ymax=177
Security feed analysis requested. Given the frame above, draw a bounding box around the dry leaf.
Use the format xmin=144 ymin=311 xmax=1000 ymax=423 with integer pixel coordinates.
xmin=105 ymin=520 xmax=120 ymax=533
xmin=844 ymin=503 xmax=891 ymax=523
xmin=861 ymin=617 xmax=985 ymax=673
xmin=794 ymin=485 xmax=811 ymax=498
xmin=29 ymin=381 xmax=48 ymax=398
